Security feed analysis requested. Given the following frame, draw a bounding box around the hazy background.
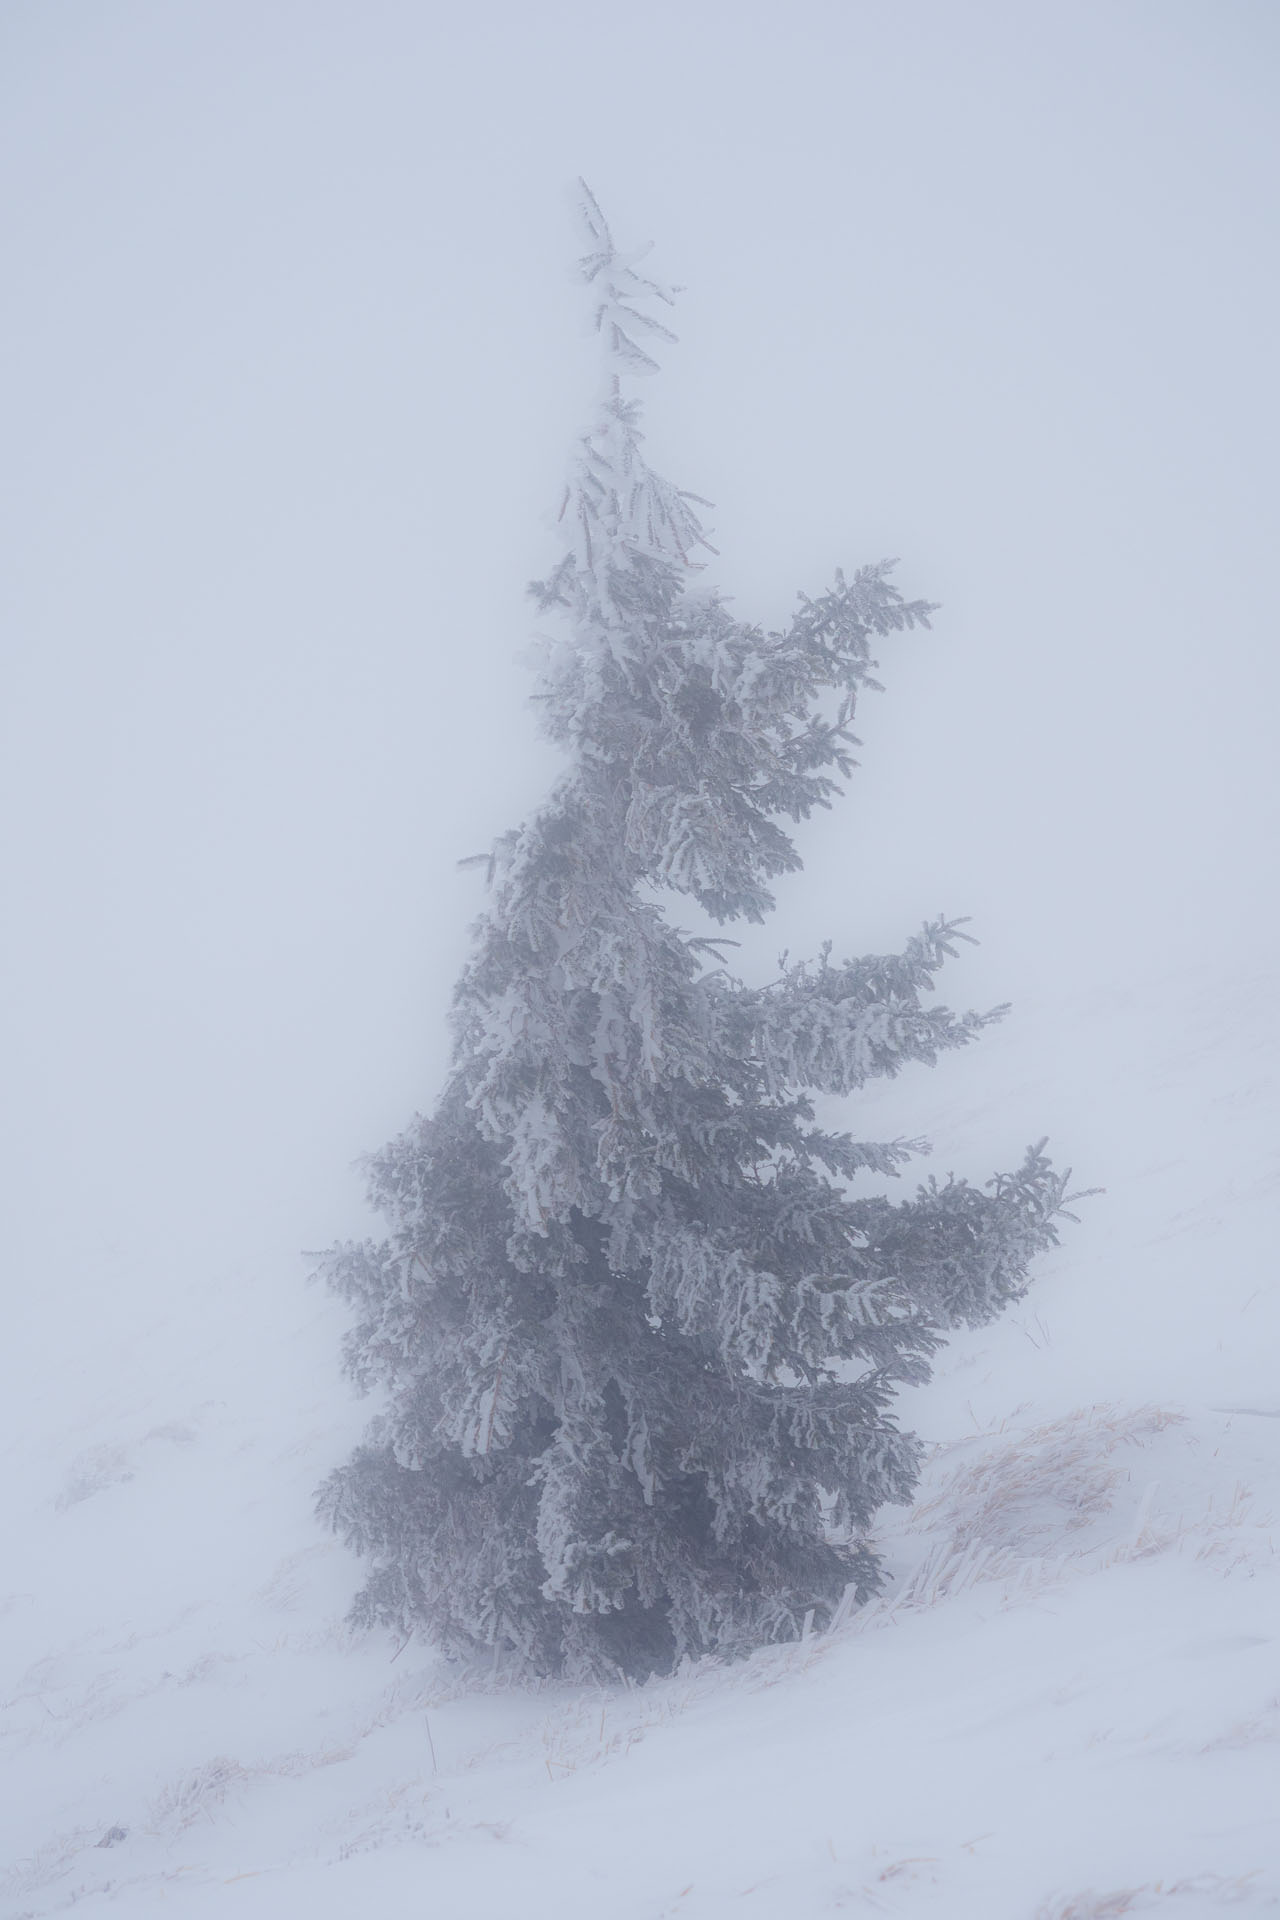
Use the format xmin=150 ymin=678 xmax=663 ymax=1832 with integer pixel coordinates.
xmin=3 ymin=2 xmax=1276 ymax=1359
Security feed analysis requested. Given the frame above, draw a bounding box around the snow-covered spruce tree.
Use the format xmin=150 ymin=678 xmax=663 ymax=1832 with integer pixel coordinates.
xmin=316 ymin=189 xmax=1068 ymax=1682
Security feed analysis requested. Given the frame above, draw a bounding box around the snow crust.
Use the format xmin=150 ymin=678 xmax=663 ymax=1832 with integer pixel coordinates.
xmin=3 ymin=962 xmax=1278 ymax=1918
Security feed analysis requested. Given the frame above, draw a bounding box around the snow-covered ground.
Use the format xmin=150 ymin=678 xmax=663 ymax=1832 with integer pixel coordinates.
xmin=4 ymin=959 xmax=1278 ymax=1919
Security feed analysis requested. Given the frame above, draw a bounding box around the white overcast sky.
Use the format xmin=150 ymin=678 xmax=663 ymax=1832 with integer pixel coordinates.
xmin=2 ymin=2 xmax=1276 ymax=1308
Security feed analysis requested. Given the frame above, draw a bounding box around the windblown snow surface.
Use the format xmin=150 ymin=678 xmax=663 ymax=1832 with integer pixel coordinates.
xmin=3 ymin=962 xmax=1278 ymax=1920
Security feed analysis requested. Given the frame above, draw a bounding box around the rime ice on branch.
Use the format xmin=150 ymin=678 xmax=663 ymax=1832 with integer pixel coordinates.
xmin=316 ymin=185 xmax=1071 ymax=1680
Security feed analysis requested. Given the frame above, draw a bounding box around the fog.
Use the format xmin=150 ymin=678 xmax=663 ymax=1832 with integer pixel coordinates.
xmin=3 ymin=1 xmax=1276 ymax=1348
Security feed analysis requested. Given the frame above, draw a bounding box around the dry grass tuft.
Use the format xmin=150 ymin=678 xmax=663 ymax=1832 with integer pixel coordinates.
xmin=913 ymin=1405 xmax=1183 ymax=1559
xmin=833 ymin=1404 xmax=1185 ymax=1629
xmin=1034 ymin=1871 xmax=1266 ymax=1916
xmin=0 ymin=1827 xmax=99 ymax=1901
xmin=148 ymin=1755 xmax=252 ymax=1832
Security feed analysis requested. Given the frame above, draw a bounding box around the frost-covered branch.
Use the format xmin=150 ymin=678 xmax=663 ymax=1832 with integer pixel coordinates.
xmin=720 ymin=919 xmax=1006 ymax=1096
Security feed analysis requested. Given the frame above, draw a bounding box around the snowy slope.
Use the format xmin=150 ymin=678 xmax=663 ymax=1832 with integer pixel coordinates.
xmin=3 ymin=960 xmax=1278 ymax=1920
